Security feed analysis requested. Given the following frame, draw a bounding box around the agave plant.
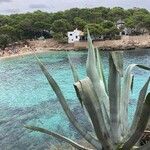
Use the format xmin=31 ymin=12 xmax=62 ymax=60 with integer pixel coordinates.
xmin=25 ymin=31 xmax=150 ymax=150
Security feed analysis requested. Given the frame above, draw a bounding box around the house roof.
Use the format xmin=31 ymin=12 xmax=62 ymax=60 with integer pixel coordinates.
xmin=68 ymin=29 xmax=84 ymax=36
xmin=117 ymin=19 xmax=125 ymax=24
xmin=79 ymin=31 xmax=84 ymax=36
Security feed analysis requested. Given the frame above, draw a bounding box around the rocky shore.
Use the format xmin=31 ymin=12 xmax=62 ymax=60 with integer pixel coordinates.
xmin=0 ymin=35 xmax=150 ymax=59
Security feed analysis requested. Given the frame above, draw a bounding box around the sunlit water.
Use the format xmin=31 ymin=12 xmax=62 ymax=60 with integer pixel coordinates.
xmin=0 ymin=49 xmax=150 ymax=149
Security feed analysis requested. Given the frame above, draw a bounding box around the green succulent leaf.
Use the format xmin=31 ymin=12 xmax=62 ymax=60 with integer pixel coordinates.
xmin=25 ymin=125 xmax=91 ymax=150
xmin=75 ymin=77 xmax=113 ymax=150
xmin=108 ymin=53 xmax=122 ymax=143
xmin=131 ymin=75 xmax=134 ymax=93
xmin=95 ymin=48 xmax=108 ymax=93
xmin=111 ymin=51 xmax=123 ymax=76
xmin=122 ymin=77 xmax=150 ymax=143
xmin=67 ymin=53 xmax=80 ymax=82
xmin=121 ymin=64 xmax=150 ymax=136
xmin=35 ymin=55 xmax=102 ymax=149
xmin=74 ymin=81 xmax=84 ymax=107
xmin=86 ymin=31 xmax=110 ymax=132
xmin=121 ymin=92 xmax=150 ymax=150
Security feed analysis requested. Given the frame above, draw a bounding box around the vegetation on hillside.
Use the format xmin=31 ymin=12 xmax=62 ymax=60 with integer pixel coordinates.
xmin=0 ymin=7 xmax=150 ymax=48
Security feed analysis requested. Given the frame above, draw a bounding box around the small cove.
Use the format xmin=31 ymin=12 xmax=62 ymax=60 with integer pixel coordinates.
xmin=0 ymin=49 xmax=150 ymax=149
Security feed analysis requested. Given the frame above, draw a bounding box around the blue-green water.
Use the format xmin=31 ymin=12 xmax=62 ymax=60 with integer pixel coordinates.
xmin=0 ymin=50 xmax=150 ymax=149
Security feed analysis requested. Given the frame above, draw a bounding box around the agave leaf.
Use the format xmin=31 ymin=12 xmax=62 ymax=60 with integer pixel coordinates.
xmin=108 ymin=53 xmax=122 ymax=143
xmin=74 ymin=81 xmax=97 ymax=127
xmin=86 ymin=30 xmax=110 ymax=123
xmin=121 ymin=93 xmax=150 ymax=150
xmin=121 ymin=64 xmax=135 ymax=135
xmin=36 ymin=56 xmax=102 ymax=149
xmin=68 ymin=53 xmax=83 ymax=106
xmin=95 ymin=48 xmax=103 ymax=80
xmin=123 ymin=77 xmax=150 ymax=142
xmin=95 ymin=48 xmax=107 ymax=93
xmin=86 ymin=29 xmax=97 ymax=81
xmin=121 ymin=64 xmax=150 ymax=136
xmin=131 ymin=77 xmax=150 ymax=130
xmin=67 ymin=53 xmax=80 ymax=82
xmin=138 ymin=142 xmax=150 ymax=150
xmin=111 ymin=51 xmax=123 ymax=76
xmin=137 ymin=64 xmax=150 ymax=71
xmin=25 ymin=126 xmax=91 ymax=150
xmin=74 ymin=77 xmax=113 ymax=150
xmin=131 ymin=75 xmax=134 ymax=93
xmin=74 ymin=81 xmax=84 ymax=107
xmin=83 ymin=105 xmax=94 ymax=128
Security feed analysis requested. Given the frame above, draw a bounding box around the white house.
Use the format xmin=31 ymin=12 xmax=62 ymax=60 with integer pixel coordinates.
xmin=67 ymin=29 xmax=84 ymax=43
xmin=116 ymin=19 xmax=125 ymax=30
xmin=116 ymin=19 xmax=125 ymax=36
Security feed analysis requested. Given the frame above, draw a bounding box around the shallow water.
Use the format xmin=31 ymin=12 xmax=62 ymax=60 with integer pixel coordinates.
xmin=0 ymin=49 xmax=150 ymax=149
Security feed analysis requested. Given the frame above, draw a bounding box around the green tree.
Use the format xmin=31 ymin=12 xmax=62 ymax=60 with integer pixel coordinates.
xmin=0 ymin=15 xmax=12 ymax=26
xmin=0 ymin=25 xmax=16 ymax=41
xmin=78 ymin=8 xmax=93 ymax=22
xmin=132 ymin=11 xmax=148 ymax=32
xmin=51 ymin=19 xmax=71 ymax=35
xmin=64 ymin=8 xmax=80 ymax=23
xmin=84 ymin=23 xmax=104 ymax=37
xmin=86 ymin=7 xmax=111 ymax=21
xmin=125 ymin=17 xmax=135 ymax=28
xmin=102 ymin=21 xmax=114 ymax=29
xmin=0 ymin=34 xmax=11 ymax=50
xmin=53 ymin=32 xmax=67 ymax=43
xmin=143 ymin=14 xmax=150 ymax=32
xmin=32 ymin=21 xmax=51 ymax=38
xmin=48 ymin=11 xmax=63 ymax=23
xmin=109 ymin=7 xmax=126 ymax=21
xmin=17 ymin=18 xmax=34 ymax=39
xmin=73 ymin=17 xmax=86 ymax=30
xmin=0 ymin=7 xmax=149 ymax=44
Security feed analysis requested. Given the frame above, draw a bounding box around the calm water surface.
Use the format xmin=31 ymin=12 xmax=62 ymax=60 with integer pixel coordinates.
xmin=0 ymin=49 xmax=150 ymax=149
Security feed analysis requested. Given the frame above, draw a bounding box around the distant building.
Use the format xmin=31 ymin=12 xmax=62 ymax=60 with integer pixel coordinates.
xmin=123 ymin=27 xmax=132 ymax=35
xmin=116 ymin=19 xmax=125 ymax=36
xmin=67 ymin=29 xmax=84 ymax=43
xmin=116 ymin=19 xmax=125 ymax=29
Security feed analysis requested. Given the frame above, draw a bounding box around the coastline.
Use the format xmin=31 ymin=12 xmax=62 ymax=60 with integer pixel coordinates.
xmin=0 ymin=47 xmax=75 ymax=60
xmin=0 ymin=49 xmax=50 ymax=60
xmin=0 ymin=35 xmax=150 ymax=60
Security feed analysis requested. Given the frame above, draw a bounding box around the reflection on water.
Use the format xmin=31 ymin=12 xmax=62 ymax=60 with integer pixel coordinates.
xmin=0 ymin=49 xmax=150 ymax=149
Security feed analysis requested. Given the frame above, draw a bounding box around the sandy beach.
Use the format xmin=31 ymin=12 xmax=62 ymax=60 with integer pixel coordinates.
xmin=0 ymin=35 xmax=150 ymax=60
xmin=0 ymin=49 xmax=50 ymax=60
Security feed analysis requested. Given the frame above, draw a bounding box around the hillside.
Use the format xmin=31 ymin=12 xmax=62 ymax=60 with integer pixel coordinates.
xmin=0 ymin=7 xmax=150 ymax=50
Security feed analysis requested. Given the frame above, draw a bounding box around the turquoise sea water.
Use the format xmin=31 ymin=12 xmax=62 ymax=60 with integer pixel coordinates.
xmin=0 ymin=50 xmax=150 ymax=149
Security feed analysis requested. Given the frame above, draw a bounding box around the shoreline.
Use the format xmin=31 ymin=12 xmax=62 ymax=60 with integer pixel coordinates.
xmin=0 ymin=47 xmax=84 ymax=60
xmin=1 ymin=46 xmax=150 ymax=60
xmin=0 ymin=49 xmax=49 ymax=60
xmin=0 ymin=35 xmax=150 ymax=60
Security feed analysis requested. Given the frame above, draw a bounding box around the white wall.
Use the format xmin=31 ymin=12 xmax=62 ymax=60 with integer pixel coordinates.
xmin=68 ymin=29 xmax=81 ymax=43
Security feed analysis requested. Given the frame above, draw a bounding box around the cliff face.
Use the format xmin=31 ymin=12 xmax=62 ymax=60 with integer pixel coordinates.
xmin=74 ymin=35 xmax=150 ymax=50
